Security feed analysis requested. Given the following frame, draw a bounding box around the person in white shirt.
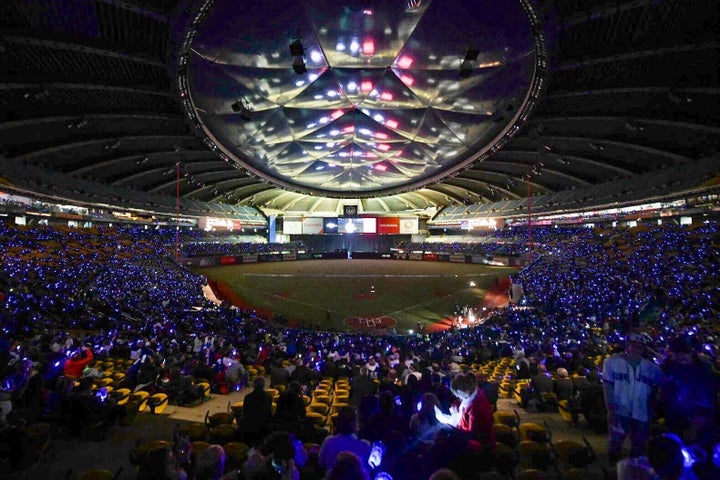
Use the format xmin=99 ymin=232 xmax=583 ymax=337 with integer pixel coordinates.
xmin=364 ymin=357 xmax=380 ymax=380
xmin=603 ymin=332 xmax=662 ymax=461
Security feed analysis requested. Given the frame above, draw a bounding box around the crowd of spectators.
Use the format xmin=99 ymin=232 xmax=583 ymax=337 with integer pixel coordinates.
xmin=180 ymin=241 xmax=307 ymax=258
xmin=0 ymin=222 xmax=719 ymax=479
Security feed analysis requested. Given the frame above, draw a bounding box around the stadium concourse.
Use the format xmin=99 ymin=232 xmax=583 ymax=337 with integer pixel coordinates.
xmin=1 ymin=223 xmax=719 ymax=480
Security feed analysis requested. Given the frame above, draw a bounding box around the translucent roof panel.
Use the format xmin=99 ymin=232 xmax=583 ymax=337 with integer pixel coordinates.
xmin=183 ymin=0 xmax=544 ymax=197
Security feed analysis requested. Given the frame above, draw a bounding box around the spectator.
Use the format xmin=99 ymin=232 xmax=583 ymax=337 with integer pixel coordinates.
xmin=274 ymin=381 xmax=307 ymax=435
xmin=475 ymin=373 xmax=499 ymax=412
xmin=195 ymin=444 xmax=226 ymax=480
xmin=63 ymin=346 xmax=94 ymax=380
xmin=657 ymin=335 xmax=717 ymax=445
xmin=318 ymin=406 xmax=372 ymax=471
xmin=617 ymin=433 xmax=702 ymax=480
xmin=270 ymin=359 xmax=290 ymax=388
xmin=554 ymin=367 xmax=574 ymax=401
xmin=524 ymin=363 xmax=554 ymax=411
xmin=241 ymin=377 xmax=273 ymax=446
xmin=603 ymin=333 xmax=663 ymax=461
xmin=232 ymin=431 xmax=300 ymax=480
xmin=350 ymin=366 xmax=378 ymax=408
xmin=409 ymin=392 xmax=442 ymax=444
xmin=323 ymin=451 xmax=369 ymax=480
xmin=579 ymin=369 xmax=607 ymax=433
xmin=434 ymin=371 xmax=495 ymax=450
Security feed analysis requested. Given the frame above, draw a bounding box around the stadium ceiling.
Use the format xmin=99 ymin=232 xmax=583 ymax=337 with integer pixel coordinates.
xmin=0 ymin=0 xmax=718 ymax=216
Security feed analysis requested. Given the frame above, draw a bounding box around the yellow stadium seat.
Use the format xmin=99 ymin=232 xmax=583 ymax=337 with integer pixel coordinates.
xmin=313 ymin=394 xmax=331 ymax=406
xmin=147 ymin=393 xmax=169 ymax=414
xmin=308 ymin=402 xmax=330 ymax=416
xmin=494 ymin=410 xmax=520 ymax=428
xmin=265 ymin=388 xmax=280 ymax=400
xmin=331 ymin=402 xmax=349 ymax=415
xmin=306 ymin=411 xmax=326 ymax=427
xmin=196 ymin=382 xmax=211 ymax=398
xmin=177 ymin=423 xmax=208 ymax=442
xmin=224 ymin=442 xmax=250 ymax=471
xmin=519 ymin=422 xmax=550 ymax=443
xmin=557 ymin=399 xmax=574 ymax=423
xmin=230 ymin=402 xmax=243 ymax=424
xmin=205 ymin=409 xmax=234 ymax=427
xmin=130 ymin=391 xmax=150 ymax=411
xmin=553 ymin=439 xmax=595 ymax=470
xmin=209 ymin=424 xmax=237 ymax=445
xmin=518 ymin=441 xmax=554 ymax=471
xmin=129 ymin=440 xmax=171 ymax=466
xmin=494 ymin=423 xmax=518 ymax=449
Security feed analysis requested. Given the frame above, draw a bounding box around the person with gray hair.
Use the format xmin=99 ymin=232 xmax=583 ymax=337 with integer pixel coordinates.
xmin=195 ymin=444 xmax=225 ymax=480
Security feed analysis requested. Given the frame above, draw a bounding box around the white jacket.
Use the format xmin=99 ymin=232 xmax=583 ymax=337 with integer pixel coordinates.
xmin=603 ymin=354 xmax=662 ymax=422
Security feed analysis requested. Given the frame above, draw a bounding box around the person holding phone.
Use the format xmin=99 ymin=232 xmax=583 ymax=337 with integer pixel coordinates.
xmin=434 ymin=371 xmax=496 ymax=450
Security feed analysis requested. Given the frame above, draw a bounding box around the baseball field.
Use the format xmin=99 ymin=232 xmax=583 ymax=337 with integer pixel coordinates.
xmin=195 ymin=259 xmax=516 ymax=332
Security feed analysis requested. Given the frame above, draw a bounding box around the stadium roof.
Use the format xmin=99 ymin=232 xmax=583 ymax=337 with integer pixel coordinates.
xmin=1 ymin=0 xmax=718 ymax=216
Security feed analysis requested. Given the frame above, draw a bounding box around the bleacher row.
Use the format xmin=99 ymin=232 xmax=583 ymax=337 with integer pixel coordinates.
xmin=50 ymin=354 xmax=604 ymax=479
xmin=121 ymin=359 xmax=605 ymax=480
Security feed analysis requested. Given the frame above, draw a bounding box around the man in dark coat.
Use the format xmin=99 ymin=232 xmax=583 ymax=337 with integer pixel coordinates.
xmin=240 ymin=377 xmax=273 ymax=446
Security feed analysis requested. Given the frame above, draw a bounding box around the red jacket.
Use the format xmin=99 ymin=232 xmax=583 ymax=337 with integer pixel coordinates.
xmin=63 ymin=347 xmax=94 ymax=379
xmin=459 ymin=388 xmax=496 ymax=449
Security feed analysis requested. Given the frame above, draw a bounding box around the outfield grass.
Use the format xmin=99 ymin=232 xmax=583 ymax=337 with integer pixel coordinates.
xmin=195 ymin=260 xmax=516 ymax=332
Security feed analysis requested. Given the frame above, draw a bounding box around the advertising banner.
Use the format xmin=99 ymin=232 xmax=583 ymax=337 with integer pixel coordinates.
xmin=197 ymin=257 xmax=218 ymax=267
xmin=242 ymin=254 xmax=258 ymax=263
xmin=219 ymin=256 xmax=237 ymax=265
xmin=408 ymin=253 xmax=423 ymax=260
xmin=399 ymin=217 xmax=419 ymax=234
xmin=377 ymin=217 xmax=400 ymax=234
xmin=199 ymin=217 xmax=243 ymax=231
xmin=423 ymin=253 xmax=438 ymax=261
xmin=450 ymin=254 xmax=467 ymax=263
xmin=283 ymin=253 xmax=297 ymax=261
xmin=283 ymin=217 xmax=303 ymax=234
xmin=470 ymin=255 xmax=489 ymax=264
xmin=361 ymin=217 xmax=377 ymax=234
xmin=302 ymin=217 xmax=324 ymax=234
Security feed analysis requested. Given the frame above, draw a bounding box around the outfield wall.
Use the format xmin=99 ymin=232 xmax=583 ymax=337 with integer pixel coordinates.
xmin=178 ymin=251 xmax=530 ymax=268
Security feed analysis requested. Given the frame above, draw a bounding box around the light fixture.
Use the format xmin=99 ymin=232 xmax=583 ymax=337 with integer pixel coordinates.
xmin=589 ymin=141 xmax=604 ymax=152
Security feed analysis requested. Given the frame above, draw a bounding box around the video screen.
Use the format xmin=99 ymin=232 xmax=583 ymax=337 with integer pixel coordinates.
xmin=338 ymin=217 xmax=377 ymax=234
